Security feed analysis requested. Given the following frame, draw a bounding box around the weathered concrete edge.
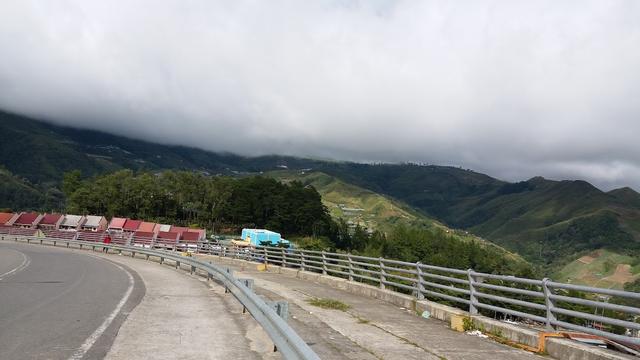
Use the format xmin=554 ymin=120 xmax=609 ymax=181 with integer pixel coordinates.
xmin=210 ymin=256 xmax=631 ymax=360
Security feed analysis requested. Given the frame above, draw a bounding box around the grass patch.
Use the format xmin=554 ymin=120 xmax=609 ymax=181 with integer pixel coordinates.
xmin=307 ymin=297 xmax=351 ymax=311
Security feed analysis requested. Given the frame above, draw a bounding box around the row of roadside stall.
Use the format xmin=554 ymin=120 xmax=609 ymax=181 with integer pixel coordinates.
xmin=0 ymin=211 xmax=206 ymax=250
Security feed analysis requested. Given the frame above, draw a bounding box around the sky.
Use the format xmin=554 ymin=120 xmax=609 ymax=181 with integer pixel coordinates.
xmin=1 ymin=1 xmax=640 ymax=190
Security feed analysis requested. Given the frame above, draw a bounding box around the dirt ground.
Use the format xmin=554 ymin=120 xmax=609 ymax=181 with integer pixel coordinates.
xmin=603 ymin=264 xmax=634 ymax=284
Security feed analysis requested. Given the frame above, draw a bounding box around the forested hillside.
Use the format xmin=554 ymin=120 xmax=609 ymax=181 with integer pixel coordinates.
xmin=314 ymin=164 xmax=640 ymax=268
xmin=2 ymin=110 xmax=640 ymax=273
xmin=62 ymin=170 xmax=531 ymax=275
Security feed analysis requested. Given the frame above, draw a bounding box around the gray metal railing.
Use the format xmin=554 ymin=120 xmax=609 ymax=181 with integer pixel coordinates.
xmin=195 ymin=242 xmax=640 ymax=345
xmin=4 ymin=235 xmax=319 ymax=360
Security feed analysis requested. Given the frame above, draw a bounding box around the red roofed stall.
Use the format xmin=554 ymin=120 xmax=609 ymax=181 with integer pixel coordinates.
xmin=131 ymin=231 xmax=155 ymax=247
xmin=13 ymin=212 xmax=43 ymax=229
xmin=108 ymin=217 xmax=127 ymax=232
xmin=155 ymin=231 xmax=179 ymax=250
xmin=0 ymin=212 xmax=16 ymax=226
xmin=39 ymin=213 xmax=64 ymax=230
xmin=178 ymin=231 xmax=200 ymax=251
xmin=123 ymin=219 xmax=142 ymax=233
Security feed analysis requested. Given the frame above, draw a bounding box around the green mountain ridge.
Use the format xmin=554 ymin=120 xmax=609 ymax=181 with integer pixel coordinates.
xmin=2 ymin=110 xmax=639 ymax=275
xmin=267 ymin=170 xmax=529 ymax=266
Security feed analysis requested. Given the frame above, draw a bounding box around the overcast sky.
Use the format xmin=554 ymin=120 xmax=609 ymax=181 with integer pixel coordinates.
xmin=1 ymin=1 xmax=639 ymax=190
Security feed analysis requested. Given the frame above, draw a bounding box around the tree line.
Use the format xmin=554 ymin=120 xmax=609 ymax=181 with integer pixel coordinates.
xmin=63 ymin=170 xmax=530 ymax=275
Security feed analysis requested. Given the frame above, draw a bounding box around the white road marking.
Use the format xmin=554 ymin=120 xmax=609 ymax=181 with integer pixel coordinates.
xmin=0 ymin=250 xmax=31 ymax=280
xmin=68 ymin=260 xmax=135 ymax=360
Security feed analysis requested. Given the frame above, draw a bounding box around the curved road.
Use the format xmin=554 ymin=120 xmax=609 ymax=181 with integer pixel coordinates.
xmin=0 ymin=242 xmax=145 ymax=360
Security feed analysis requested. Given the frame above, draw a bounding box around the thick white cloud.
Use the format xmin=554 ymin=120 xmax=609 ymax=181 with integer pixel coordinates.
xmin=1 ymin=0 xmax=639 ymax=190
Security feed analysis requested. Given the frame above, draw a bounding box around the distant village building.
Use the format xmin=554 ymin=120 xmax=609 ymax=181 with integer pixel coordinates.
xmin=137 ymin=221 xmax=156 ymax=233
xmin=155 ymin=231 xmax=180 ymax=249
xmin=108 ymin=217 xmax=128 ymax=232
xmin=170 ymin=226 xmax=189 ymax=237
xmin=59 ymin=215 xmax=85 ymax=231
xmin=80 ymin=215 xmax=108 ymax=232
xmin=0 ymin=212 xmax=17 ymax=226
xmin=153 ymin=224 xmax=172 ymax=233
xmin=38 ymin=213 xmax=64 ymax=230
xmin=122 ymin=219 xmax=142 ymax=233
xmin=11 ymin=212 xmax=43 ymax=229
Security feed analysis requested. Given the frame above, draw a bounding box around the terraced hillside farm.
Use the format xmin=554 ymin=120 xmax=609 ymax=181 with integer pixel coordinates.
xmin=555 ymin=249 xmax=640 ymax=289
xmin=268 ymin=170 xmax=529 ymax=265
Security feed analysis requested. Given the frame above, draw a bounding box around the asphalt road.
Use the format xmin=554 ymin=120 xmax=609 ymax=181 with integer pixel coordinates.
xmin=0 ymin=242 xmax=145 ymax=360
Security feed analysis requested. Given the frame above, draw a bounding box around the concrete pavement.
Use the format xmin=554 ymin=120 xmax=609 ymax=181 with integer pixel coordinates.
xmin=1 ymin=241 xmax=276 ymax=360
xmin=206 ymin=256 xmax=544 ymax=360
xmin=0 ymin=242 xmax=144 ymax=360
xmin=90 ymin=251 xmax=277 ymax=360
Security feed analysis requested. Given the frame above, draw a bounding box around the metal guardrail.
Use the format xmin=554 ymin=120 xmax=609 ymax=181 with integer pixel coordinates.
xmin=5 ymin=235 xmax=319 ymax=360
xmin=195 ymin=242 xmax=640 ymax=346
xmin=7 ymin=232 xmax=640 ymax=346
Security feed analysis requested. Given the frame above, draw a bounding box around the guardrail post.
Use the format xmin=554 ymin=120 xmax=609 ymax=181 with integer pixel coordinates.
xmin=379 ymin=258 xmax=386 ymax=290
xmin=239 ymin=278 xmax=255 ymax=313
xmin=468 ymin=269 xmax=478 ymax=315
xmin=416 ymin=262 xmax=425 ymax=300
xmin=224 ymin=267 xmax=234 ymax=293
xmin=542 ymin=278 xmax=557 ymax=330
xmin=263 ymin=247 xmax=268 ymax=264
xmin=281 ymin=248 xmax=287 ymax=268
xmin=190 ymin=265 xmax=196 ymax=275
xmin=348 ymin=254 xmax=354 ymax=282
xmin=321 ymin=251 xmax=327 ymax=275
xmin=176 ymin=260 xmax=180 ymax=269
xmin=300 ymin=250 xmax=306 ymax=271
xmin=276 ymin=301 xmax=289 ymax=321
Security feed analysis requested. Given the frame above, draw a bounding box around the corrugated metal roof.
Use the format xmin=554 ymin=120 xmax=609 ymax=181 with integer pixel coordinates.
xmin=0 ymin=212 xmax=14 ymax=225
xmin=137 ymin=221 xmax=156 ymax=233
xmin=123 ymin=219 xmax=142 ymax=231
xmin=170 ymin=226 xmax=189 ymax=235
xmin=15 ymin=212 xmax=39 ymax=225
xmin=40 ymin=213 xmax=63 ymax=225
xmin=83 ymin=215 xmax=105 ymax=227
xmin=61 ymin=215 xmax=83 ymax=227
xmin=109 ymin=217 xmax=127 ymax=229
xmin=156 ymin=224 xmax=171 ymax=232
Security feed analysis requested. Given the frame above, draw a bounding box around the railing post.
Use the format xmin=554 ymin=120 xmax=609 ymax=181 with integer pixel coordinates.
xmin=348 ymin=254 xmax=354 ymax=282
xmin=300 ymin=250 xmax=306 ymax=271
xmin=542 ymin=278 xmax=557 ymax=330
xmin=281 ymin=247 xmax=287 ymax=268
xmin=416 ymin=262 xmax=425 ymax=300
xmin=379 ymin=258 xmax=386 ymax=290
xmin=468 ymin=269 xmax=478 ymax=315
xmin=321 ymin=251 xmax=327 ymax=275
